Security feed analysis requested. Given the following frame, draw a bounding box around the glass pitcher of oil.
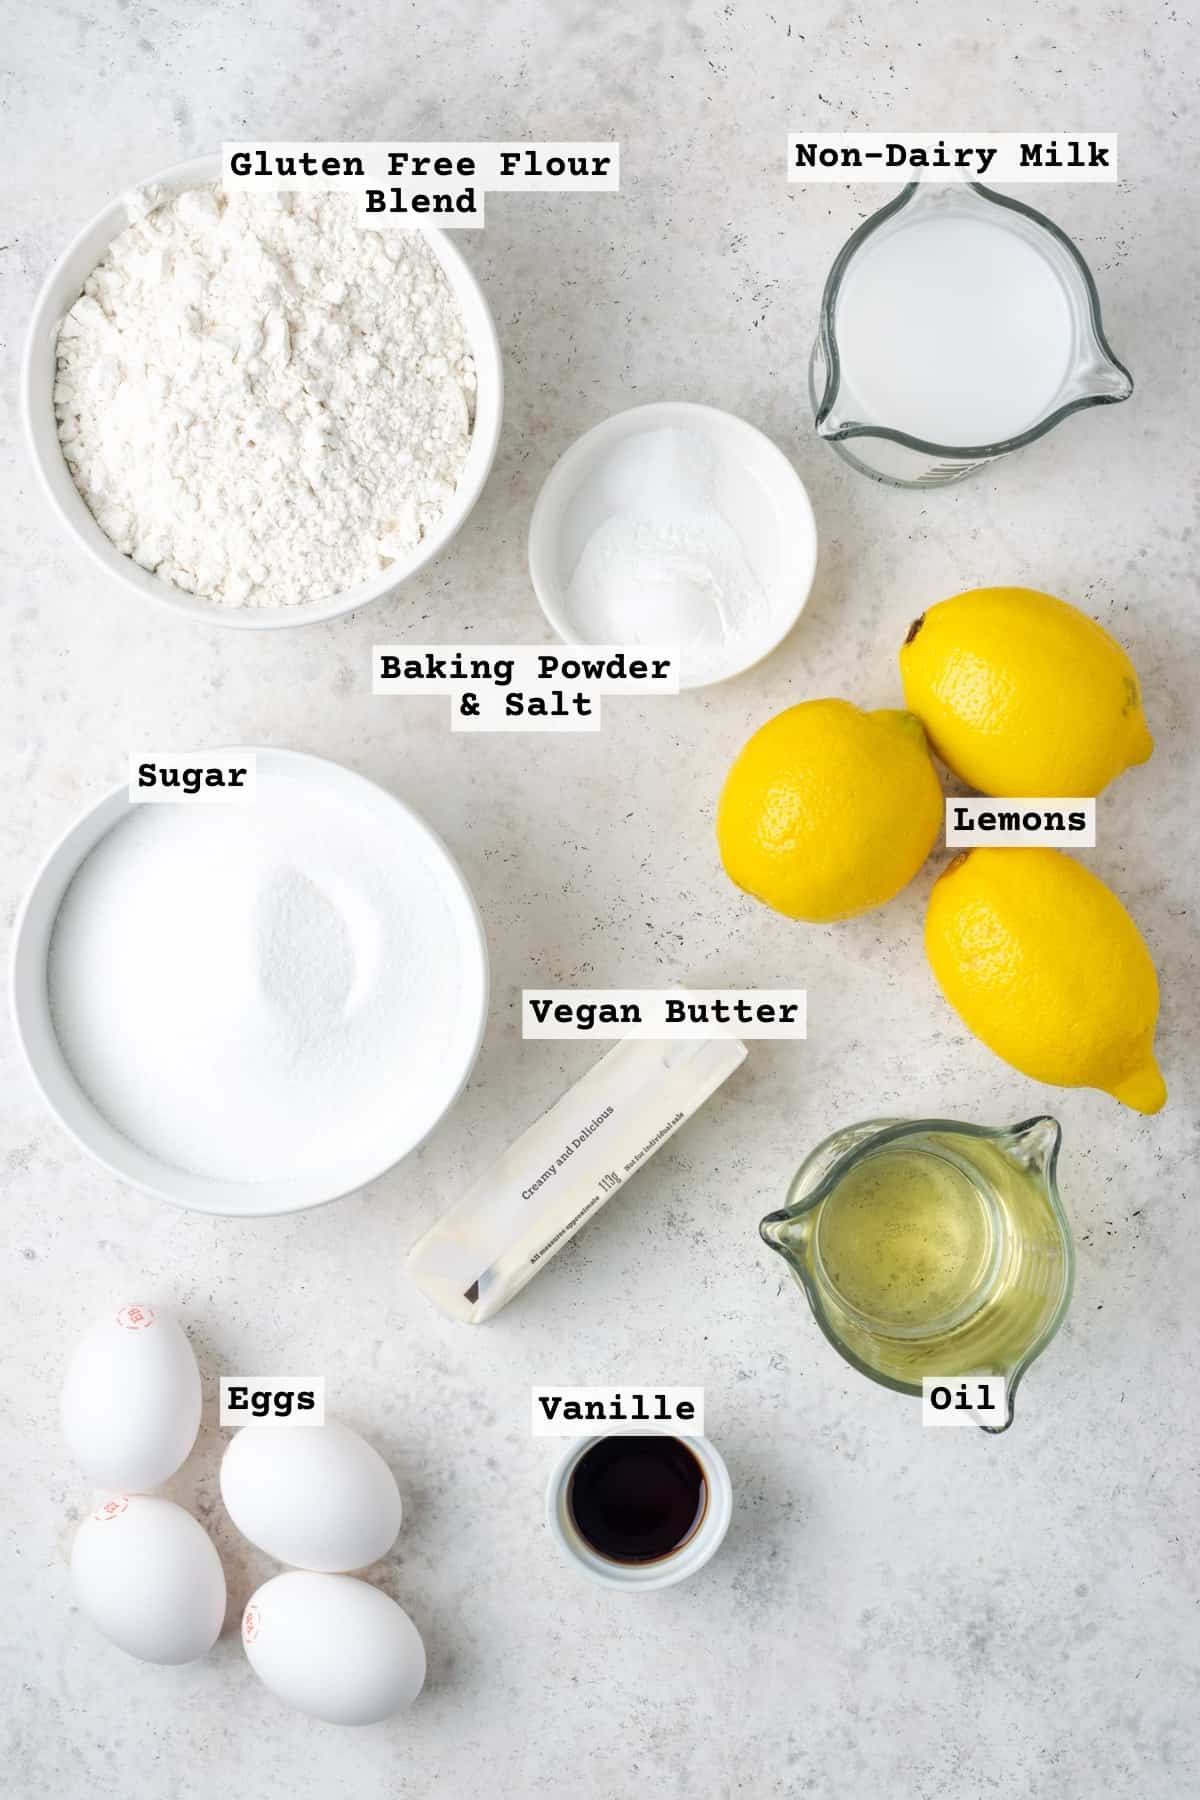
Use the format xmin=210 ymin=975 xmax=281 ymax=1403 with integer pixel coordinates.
xmin=760 ymin=1117 xmax=1073 ymax=1432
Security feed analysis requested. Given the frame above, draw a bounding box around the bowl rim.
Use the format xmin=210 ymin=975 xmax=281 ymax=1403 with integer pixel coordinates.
xmin=21 ymin=153 xmax=504 ymax=630
xmin=9 ymin=747 xmax=490 ymax=1216
xmin=527 ymin=399 xmax=818 ymax=690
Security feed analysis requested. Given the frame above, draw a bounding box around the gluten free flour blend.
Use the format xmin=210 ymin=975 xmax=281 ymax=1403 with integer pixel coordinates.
xmin=47 ymin=772 xmax=463 ymax=1182
xmin=54 ymin=185 xmax=475 ymax=609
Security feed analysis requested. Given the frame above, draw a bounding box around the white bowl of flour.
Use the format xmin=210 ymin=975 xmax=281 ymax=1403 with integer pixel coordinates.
xmin=529 ymin=402 xmax=817 ymax=688
xmin=23 ymin=156 xmax=503 ymax=627
xmin=11 ymin=750 xmax=489 ymax=1215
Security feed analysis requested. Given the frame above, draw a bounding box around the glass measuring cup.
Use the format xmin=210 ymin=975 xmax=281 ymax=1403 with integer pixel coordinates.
xmin=760 ymin=1117 xmax=1074 ymax=1432
xmin=810 ymin=182 xmax=1133 ymax=487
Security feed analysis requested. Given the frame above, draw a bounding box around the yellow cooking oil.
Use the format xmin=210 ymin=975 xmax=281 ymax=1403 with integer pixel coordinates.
xmin=814 ymin=1145 xmax=1000 ymax=1338
xmin=762 ymin=1118 xmax=1073 ymax=1417
xmin=800 ymin=1127 xmax=1072 ymax=1392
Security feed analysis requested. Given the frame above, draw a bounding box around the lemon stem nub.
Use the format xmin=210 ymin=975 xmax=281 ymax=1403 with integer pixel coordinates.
xmin=1105 ymin=1060 xmax=1167 ymax=1115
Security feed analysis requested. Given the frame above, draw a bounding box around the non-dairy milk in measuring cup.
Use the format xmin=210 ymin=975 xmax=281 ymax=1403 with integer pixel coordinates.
xmin=810 ymin=182 xmax=1132 ymax=486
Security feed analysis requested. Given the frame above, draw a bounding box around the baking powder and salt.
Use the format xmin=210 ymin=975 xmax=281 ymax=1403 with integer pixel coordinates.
xmin=561 ymin=427 xmax=772 ymax=685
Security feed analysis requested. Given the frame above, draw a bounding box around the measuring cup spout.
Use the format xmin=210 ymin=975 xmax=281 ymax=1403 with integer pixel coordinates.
xmin=1072 ymin=350 xmax=1134 ymax=404
xmin=1002 ymin=1115 xmax=1062 ymax=1180
xmin=815 ymin=403 xmax=850 ymax=440
xmin=759 ymin=1208 xmax=811 ymax=1261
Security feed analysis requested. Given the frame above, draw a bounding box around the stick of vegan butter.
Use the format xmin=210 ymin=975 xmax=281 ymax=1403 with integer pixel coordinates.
xmin=406 ymin=1035 xmax=746 ymax=1323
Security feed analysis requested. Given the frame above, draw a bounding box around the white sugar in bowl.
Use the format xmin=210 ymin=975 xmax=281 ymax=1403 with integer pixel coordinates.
xmin=11 ymin=748 xmax=489 ymax=1216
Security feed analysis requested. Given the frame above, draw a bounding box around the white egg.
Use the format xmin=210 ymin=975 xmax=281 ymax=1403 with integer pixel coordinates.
xmin=61 ymin=1303 xmax=201 ymax=1492
xmin=220 ymin=1418 xmax=402 ymax=1571
xmin=242 ymin=1572 xmax=425 ymax=1724
xmin=70 ymin=1494 xmax=227 ymax=1664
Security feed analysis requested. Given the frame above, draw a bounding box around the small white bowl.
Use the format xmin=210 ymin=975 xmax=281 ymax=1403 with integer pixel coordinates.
xmin=22 ymin=155 xmax=503 ymax=629
xmin=545 ymin=1433 xmax=733 ymax=1591
xmin=9 ymin=749 xmax=489 ymax=1216
xmin=528 ymin=401 xmax=817 ymax=689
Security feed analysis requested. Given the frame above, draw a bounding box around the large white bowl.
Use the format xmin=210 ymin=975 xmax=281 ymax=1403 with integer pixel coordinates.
xmin=10 ymin=749 xmax=489 ymax=1216
xmin=22 ymin=155 xmax=503 ymax=629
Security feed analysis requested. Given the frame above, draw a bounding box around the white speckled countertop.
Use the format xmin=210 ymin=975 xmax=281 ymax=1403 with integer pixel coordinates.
xmin=3 ymin=5 xmax=1198 ymax=1796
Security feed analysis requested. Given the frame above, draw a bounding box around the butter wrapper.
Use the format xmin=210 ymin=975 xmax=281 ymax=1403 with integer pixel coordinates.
xmin=406 ymin=1034 xmax=746 ymax=1323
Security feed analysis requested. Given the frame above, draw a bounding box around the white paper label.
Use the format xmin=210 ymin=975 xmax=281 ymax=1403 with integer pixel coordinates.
xmin=223 ymin=142 xmax=620 ymax=228
xmin=373 ymin=645 xmax=678 ymax=732
xmin=788 ymin=132 xmax=1118 ymax=183
xmin=219 ymin=1377 xmax=325 ymax=1425
xmin=531 ymin=1386 xmax=705 ymax=1437
xmin=945 ymin=798 xmax=1096 ymax=847
xmin=129 ymin=751 xmax=257 ymax=803
xmin=522 ymin=989 xmax=807 ymax=1040
xmin=921 ymin=1376 xmax=1008 ymax=1426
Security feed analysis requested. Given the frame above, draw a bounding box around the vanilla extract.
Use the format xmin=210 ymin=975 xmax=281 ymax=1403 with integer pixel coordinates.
xmin=568 ymin=1436 xmax=707 ymax=1566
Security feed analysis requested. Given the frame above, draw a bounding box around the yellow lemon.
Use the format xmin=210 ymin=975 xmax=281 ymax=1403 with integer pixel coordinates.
xmin=925 ymin=847 xmax=1165 ymax=1113
xmin=900 ymin=586 xmax=1153 ymax=797
xmin=717 ymin=699 xmax=943 ymax=923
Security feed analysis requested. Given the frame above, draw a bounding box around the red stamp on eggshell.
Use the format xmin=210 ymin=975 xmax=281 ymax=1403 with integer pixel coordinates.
xmin=116 ymin=1304 xmax=155 ymax=1330
xmin=243 ymin=1604 xmax=260 ymax=1643
xmin=92 ymin=1496 xmax=130 ymax=1523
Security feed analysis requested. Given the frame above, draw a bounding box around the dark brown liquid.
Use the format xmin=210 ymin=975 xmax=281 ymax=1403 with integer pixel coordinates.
xmin=567 ymin=1436 xmax=707 ymax=1565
